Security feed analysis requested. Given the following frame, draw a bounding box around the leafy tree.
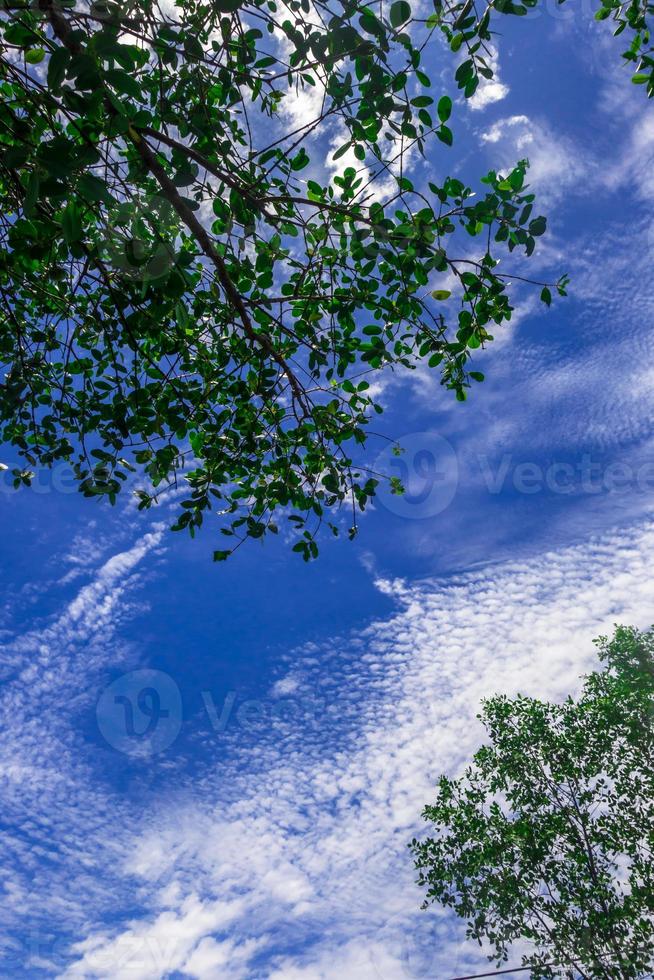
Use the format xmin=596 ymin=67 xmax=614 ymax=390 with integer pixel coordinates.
xmin=0 ymin=0 xmax=648 ymax=558
xmin=411 ymin=625 xmax=654 ymax=979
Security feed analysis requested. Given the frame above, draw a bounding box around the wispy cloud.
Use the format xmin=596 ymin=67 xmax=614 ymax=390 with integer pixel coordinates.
xmin=0 ymin=525 xmax=166 ymax=977
xmin=5 ymin=20 xmax=654 ymax=980
xmin=51 ymin=519 xmax=654 ymax=979
xmin=480 ymin=113 xmax=594 ymax=206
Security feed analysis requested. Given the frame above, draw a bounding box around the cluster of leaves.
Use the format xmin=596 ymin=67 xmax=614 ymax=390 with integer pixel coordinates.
xmin=429 ymin=0 xmax=654 ymax=99
xmin=596 ymin=0 xmax=654 ymax=95
xmin=411 ymin=625 xmax=654 ymax=979
xmin=0 ymin=0 xmax=570 ymax=559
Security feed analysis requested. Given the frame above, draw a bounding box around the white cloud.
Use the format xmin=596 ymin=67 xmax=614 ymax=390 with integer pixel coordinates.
xmin=480 ymin=113 xmax=593 ymax=205
xmin=63 ymin=896 xmax=250 ymax=979
xmin=480 ymin=113 xmax=530 ymax=144
xmin=468 ymin=47 xmax=509 ymax=111
xmin=0 ymin=524 xmax=167 ymax=975
xmin=281 ymin=76 xmax=326 ymax=135
xmin=182 ymin=935 xmax=264 ymax=979
xmin=6 ymin=45 xmax=654 ymax=977
xmin=58 ymin=519 xmax=654 ymax=979
xmin=600 ymin=110 xmax=654 ymax=202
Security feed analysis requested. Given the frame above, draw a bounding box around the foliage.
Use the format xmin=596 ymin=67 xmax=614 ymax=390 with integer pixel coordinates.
xmin=411 ymin=625 xmax=654 ymax=979
xmin=1 ymin=0 xmax=645 ymax=557
xmin=432 ymin=0 xmax=654 ymax=99
xmin=595 ymin=0 xmax=654 ymax=96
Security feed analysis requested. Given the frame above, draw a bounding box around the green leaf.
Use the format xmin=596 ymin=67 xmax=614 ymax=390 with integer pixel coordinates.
xmin=332 ymin=141 xmax=352 ymax=161
xmin=25 ymin=48 xmax=45 ymax=64
xmin=437 ymin=125 xmax=453 ymax=146
xmin=185 ymin=36 xmax=205 ymax=59
xmin=540 ymin=286 xmax=552 ymax=306
xmin=290 ymin=148 xmax=310 ymax=170
xmin=23 ymin=171 xmax=40 ymax=217
xmin=431 ymin=289 xmax=451 ymax=300
xmin=455 ymin=59 xmax=474 ymax=83
xmin=437 ymin=95 xmax=452 ymax=122
xmin=78 ymin=173 xmax=112 ymax=204
xmin=105 ymin=68 xmax=142 ymax=101
xmin=61 ymin=202 xmax=82 ymax=244
xmin=47 ymin=46 xmax=70 ymax=90
xmin=390 ymin=0 xmax=411 ymax=27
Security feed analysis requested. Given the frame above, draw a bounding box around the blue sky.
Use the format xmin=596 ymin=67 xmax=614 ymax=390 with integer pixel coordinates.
xmin=2 ymin=5 xmax=654 ymax=979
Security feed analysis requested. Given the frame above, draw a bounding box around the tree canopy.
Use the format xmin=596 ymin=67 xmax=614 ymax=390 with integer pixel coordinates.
xmin=0 ymin=0 xmax=650 ymax=557
xmin=411 ymin=625 xmax=654 ymax=979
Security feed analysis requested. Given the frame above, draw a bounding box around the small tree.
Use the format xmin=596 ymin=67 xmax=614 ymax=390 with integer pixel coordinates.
xmin=411 ymin=626 xmax=654 ymax=979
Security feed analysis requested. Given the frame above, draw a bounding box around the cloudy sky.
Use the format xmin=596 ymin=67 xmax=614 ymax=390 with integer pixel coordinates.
xmin=2 ymin=4 xmax=654 ymax=979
